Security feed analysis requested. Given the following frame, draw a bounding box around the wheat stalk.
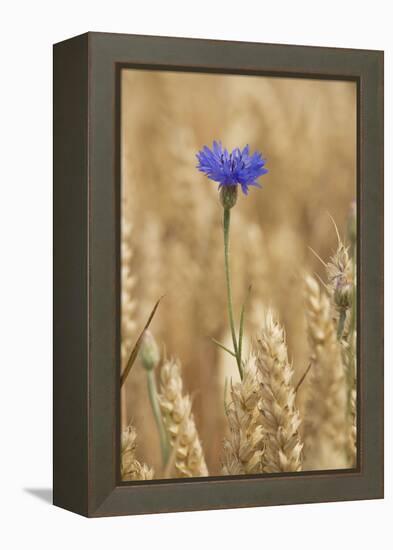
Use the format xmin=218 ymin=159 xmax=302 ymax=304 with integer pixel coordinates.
xmin=222 ymin=355 xmax=264 ymax=475
xmin=347 ymin=333 xmax=357 ymax=467
xmin=254 ymin=310 xmax=303 ymax=473
xmin=348 ymin=387 xmax=357 ymax=466
xmin=336 ymin=278 xmax=357 ymax=467
xmin=340 ymin=303 xmax=357 ymax=466
xmin=159 ymin=359 xmax=208 ymax=477
xmin=326 ymin=229 xmax=357 ymax=467
xmin=121 ymin=425 xmax=154 ymax=481
xmin=303 ymin=275 xmax=348 ymax=470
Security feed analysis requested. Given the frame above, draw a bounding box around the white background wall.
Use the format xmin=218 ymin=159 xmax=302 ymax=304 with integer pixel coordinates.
xmin=1 ymin=1 xmax=391 ymax=548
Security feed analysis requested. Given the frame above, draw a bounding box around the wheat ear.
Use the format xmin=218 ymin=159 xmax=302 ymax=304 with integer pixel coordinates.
xmin=159 ymin=359 xmax=208 ymax=477
xmin=303 ymin=275 xmax=348 ymax=469
xmin=326 ymin=240 xmax=354 ymax=338
xmin=254 ymin=310 xmax=303 ymax=473
xmin=121 ymin=425 xmax=154 ymax=481
xmin=120 ymin=198 xmax=138 ymax=429
xmin=222 ymin=355 xmax=264 ymax=475
xmin=121 ymin=214 xmax=137 ymax=371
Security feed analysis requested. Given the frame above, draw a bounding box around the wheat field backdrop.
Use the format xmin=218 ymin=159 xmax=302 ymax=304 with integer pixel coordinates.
xmin=120 ymin=69 xmax=357 ymax=479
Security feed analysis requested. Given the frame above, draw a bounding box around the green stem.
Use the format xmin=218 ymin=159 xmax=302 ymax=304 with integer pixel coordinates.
xmin=337 ymin=310 xmax=346 ymax=340
xmin=350 ymin=249 xmax=357 ymax=335
xmin=146 ymin=369 xmax=169 ymax=465
xmin=223 ymin=208 xmax=243 ymax=379
xmin=238 ymin=285 xmax=251 ymax=369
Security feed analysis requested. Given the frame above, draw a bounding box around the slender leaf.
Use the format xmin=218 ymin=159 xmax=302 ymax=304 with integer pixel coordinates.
xmin=211 ymin=337 xmax=237 ymax=357
xmin=295 ymin=362 xmax=312 ymax=393
xmin=238 ymin=285 xmax=252 ymax=365
xmin=120 ymin=296 xmax=163 ymax=387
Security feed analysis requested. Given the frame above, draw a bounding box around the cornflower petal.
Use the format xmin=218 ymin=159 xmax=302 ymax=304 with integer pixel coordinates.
xmin=196 ymin=141 xmax=268 ymax=195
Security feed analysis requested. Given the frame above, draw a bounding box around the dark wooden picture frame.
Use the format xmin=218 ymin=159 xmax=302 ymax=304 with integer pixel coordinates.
xmin=53 ymin=32 xmax=383 ymax=517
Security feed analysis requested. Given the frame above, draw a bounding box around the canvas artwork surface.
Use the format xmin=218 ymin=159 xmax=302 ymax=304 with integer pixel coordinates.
xmin=119 ymin=69 xmax=357 ymax=482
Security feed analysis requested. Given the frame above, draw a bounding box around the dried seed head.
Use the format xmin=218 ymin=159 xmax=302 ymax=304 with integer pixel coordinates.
xmin=159 ymin=359 xmax=208 ymax=478
xmin=121 ymin=425 xmax=154 ymax=481
xmin=327 ymin=243 xmax=354 ymax=313
xmin=334 ymin=280 xmax=353 ymax=311
xmin=222 ymin=355 xmax=264 ymax=475
xmin=254 ymin=310 xmax=303 ymax=473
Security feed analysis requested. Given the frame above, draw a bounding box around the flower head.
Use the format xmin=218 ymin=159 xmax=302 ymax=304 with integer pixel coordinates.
xmin=196 ymin=141 xmax=268 ymax=196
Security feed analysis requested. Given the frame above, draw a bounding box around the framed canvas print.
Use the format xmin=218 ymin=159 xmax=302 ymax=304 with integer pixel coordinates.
xmin=53 ymin=32 xmax=384 ymax=517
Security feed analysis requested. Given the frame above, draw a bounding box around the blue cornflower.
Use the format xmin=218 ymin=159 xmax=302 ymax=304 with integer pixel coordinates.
xmin=196 ymin=141 xmax=268 ymax=195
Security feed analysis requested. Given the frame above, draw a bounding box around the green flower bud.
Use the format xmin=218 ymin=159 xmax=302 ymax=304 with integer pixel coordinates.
xmin=140 ymin=330 xmax=160 ymax=371
xmin=219 ymin=185 xmax=238 ymax=209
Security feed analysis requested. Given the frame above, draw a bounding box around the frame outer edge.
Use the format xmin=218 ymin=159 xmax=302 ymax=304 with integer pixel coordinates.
xmin=359 ymin=50 xmax=384 ymax=499
xmin=53 ymin=33 xmax=90 ymax=517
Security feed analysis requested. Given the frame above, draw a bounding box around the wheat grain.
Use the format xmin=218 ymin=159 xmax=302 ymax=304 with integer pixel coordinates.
xmin=159 ymin=359 xmax=209 ymax=477
xmin=303 ymin=275 xmax=348 ymax=470
xmin=254 ymin=310 xmax=303 ymax=473
xmin=222 ymin=355 xmax=264 ymax=475
xmin=121 ymin=425 xmax=154 ymax=481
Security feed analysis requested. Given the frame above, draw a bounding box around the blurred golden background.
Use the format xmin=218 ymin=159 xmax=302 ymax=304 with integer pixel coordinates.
xmin=120 ymin=69 xmax=356 ymax=476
